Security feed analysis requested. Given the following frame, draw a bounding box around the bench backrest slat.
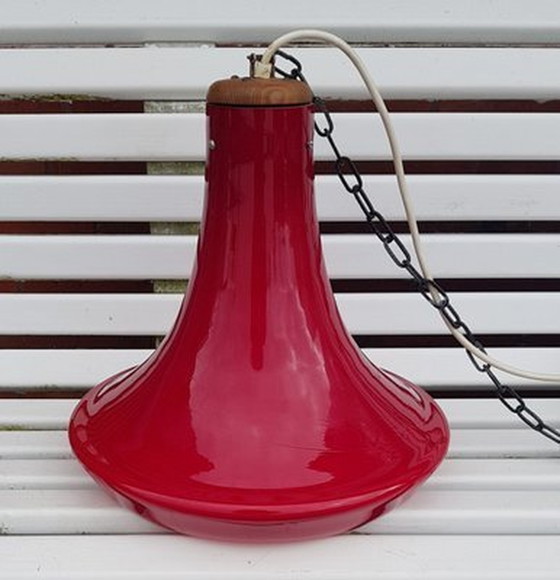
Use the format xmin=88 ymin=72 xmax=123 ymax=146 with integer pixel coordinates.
xmin=1 ymin=0 xmax=559 ymax=44
xmin=3 ymin=175 xmax=559 ymax=222
xmin=3 ymin=348 xmax=558 ymax=391
xmin=2 ymin=47 xmax=560 ymax=100
xmin=2 ymin=234 xmax=559 ymax=279
xmin=2 ymin=112 xmax=560 ymax=161
xmin=0 ymin=292 xmax=557 ymax=336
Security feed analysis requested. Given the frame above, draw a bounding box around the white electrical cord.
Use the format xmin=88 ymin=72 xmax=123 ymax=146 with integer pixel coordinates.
xmin=256 ymin=29 xmax=560 ymax=384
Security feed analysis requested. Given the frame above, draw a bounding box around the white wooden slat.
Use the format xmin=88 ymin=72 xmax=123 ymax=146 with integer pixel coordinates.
xmin=1 ymin=0 xmax=559 ymax=44
xmin=3 ymin=174 xmax=560 ymax=222
xmin=0 ymin=235 xmax=200 ymax=280
xmin=3 ymin=233 xmax=559 ymax=280
xmin=0 ymin=459 xmax=90 ymax=490
xmin=0 ymin=432 xmax=70 ymax=460
xmin=2 ymin=113 xmax=560 ymax=161
xmin=2 ymin=534 xmax=559 ymax=580
xmin=3 ymin=459 xmax=558 ymax=492
xmin=429 ymin=459 xmax=560 ymax=491
xmin=0 ymin=350 xmax=151 ymax=389
xmin=262 ymin=47 xmax=560 ymax=101
xmin=3 ymin=47 xmax=560 ymax=101
xmin=2 ymin=428 xmax=558 ymax=461
xmin=0 ymin=113 xmax=201 ymax=162
xmin=0 ymin=292 xmax=558 ymax=335
xmin=450 ymin=429 xmax=560 ymax=458
xmin=338 ymin=291 xmax=559 ymax=334
xmin=0 ymin=489 xmax=163 ymax=535
xmin=321 ymin=113 xmax=560 ymax=161
xmin=443 ymin=398 xmax=560 ymax=430
xmin=0 ymin=175 xmax=204 ymax=222
xmin=2 ymin=348 xmax=559 ymax=390
xmin=314 ymin=174 xmax=560 ymax=222
xmin=360 ymin=490 xmax=560 ymax=535
xmin=1 ymin=488 xmax=559 ymax=536
xmin=367 ymin=348 xmax=560 ymax=390
xmin=0 ymin=400 xmax=74 ymax=431
xmin=2 ymin=399 xmax=560 ymax=432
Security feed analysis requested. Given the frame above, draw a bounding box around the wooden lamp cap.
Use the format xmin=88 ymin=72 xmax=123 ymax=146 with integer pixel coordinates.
xmin=206 ymin=77 xmax=313 ymax=106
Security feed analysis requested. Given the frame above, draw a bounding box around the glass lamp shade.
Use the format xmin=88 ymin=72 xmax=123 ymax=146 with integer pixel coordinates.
xmin=68 ymin=78 xmax=449 ymax=543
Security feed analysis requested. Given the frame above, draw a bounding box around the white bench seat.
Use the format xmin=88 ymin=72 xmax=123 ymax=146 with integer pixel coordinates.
xmin=1 ymin=1 xmax=559 ymax=577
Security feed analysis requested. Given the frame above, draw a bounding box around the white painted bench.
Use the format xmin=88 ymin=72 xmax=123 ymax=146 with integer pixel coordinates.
xmin=1 ymin=1 xmax=560 ymax=577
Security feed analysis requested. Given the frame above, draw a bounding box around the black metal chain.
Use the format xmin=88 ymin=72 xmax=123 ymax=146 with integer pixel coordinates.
xmin=274 ymin=49 xmax=560 ymax=445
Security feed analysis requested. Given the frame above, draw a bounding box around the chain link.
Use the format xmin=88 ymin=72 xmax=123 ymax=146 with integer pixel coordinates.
xmin=274 ymin=50 xmax=560 ymax=445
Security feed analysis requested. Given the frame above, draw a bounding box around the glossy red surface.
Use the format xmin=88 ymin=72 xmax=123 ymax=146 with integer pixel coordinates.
xmin=69 ymin=102 xmax=449 ymax=542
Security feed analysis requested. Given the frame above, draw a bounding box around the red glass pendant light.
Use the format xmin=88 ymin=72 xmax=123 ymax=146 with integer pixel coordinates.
xmin=69 ymin=76 xmax=449 ymax=542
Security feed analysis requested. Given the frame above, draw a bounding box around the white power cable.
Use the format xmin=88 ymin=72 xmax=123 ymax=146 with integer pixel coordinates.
xmin=256 ymin=29 xmax=560 ymax=384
